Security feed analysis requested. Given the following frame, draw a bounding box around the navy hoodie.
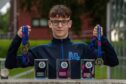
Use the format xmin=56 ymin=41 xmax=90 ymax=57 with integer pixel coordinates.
xmin=5 ymin=35 xmax=119 ymax=79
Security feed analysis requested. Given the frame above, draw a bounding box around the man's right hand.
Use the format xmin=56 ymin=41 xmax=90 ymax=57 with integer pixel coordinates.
xmin=17 ymin=25 xmax=31 ymax=38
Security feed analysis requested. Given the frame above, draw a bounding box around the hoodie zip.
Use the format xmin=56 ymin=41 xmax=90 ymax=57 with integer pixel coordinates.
xmin=60 ymin=40 xmax=64 ymax=59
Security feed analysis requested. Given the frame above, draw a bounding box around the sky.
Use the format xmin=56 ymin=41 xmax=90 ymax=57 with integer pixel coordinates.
xmin=0 ymin=2 xmax=10 ymax=15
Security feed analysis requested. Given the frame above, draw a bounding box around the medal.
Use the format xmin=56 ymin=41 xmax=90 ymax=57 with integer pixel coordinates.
xmin=95 ymin=58 xmax=103 ymax=65
xmin=95 ymin=25 xmax=104 ymax=65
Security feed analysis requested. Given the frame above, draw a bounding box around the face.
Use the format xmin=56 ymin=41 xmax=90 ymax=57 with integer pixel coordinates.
xmin=48 ymin=17 xmax=72 ymax=39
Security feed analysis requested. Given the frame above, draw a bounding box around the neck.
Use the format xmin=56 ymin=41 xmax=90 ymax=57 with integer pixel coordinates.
xmin=53 ymin=34 xmax=68 ymax=39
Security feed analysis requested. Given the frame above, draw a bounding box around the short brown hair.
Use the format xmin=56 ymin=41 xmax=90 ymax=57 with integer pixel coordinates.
xmin=49 ymin=5 xmax=72 ymax=18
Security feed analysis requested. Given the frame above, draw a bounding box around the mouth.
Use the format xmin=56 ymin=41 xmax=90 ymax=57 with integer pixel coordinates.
xmin=56 ymin=30 xmax=64 ymax=32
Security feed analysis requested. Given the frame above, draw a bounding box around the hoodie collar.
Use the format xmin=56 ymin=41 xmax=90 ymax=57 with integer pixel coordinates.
xmin=52 ymin=37 xmax=71 ymax=45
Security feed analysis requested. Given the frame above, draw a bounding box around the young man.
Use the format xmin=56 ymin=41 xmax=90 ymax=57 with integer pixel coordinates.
xmin=5 ymin=5 xmax=119 ymax=79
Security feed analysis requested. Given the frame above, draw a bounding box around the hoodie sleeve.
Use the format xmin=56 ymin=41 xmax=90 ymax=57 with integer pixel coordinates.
xmin=5 ymin=35 xmax=35 ymax=69
xmin=89 ymin=36 xmax=119 ymax=67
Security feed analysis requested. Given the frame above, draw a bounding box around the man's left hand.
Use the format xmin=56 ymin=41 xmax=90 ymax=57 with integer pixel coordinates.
xmin=93 ymin=24 xmax=103 ymax=37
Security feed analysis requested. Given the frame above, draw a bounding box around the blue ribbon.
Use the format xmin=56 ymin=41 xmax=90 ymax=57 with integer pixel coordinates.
xmin=22 ymin=25 xmax=28 ymax=45
xmin=97 ymin=25 xmax=102 ymax=58
xmin=22 ymin=25 xmax=29 ymax=64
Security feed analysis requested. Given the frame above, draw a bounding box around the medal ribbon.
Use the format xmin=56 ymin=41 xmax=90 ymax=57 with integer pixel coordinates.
xmin=22 ymin=25 xmax=29 ymax=64
xmin=97 ymin=25 xmax=102 ymax=58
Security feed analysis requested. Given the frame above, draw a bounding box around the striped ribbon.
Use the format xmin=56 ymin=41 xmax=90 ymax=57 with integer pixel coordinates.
xmin=97 ymin=25 xmax=102 ymax=58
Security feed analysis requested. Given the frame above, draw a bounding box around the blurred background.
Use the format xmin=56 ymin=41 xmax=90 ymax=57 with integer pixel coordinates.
xmin=0 ymin=0 xmax=126 ymax=80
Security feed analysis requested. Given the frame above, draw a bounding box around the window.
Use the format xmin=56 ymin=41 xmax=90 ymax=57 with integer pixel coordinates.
xmin=40 ymin=19 xmax=48 ymax=26
xmin=32 ymin=18 xmax=48 ymax=27
xmin=32 ymin=19 xmax=39 ymax=27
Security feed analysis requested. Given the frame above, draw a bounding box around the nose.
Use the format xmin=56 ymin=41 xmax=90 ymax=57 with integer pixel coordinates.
xmin=58 ymin=22 xmax=63 ymax=27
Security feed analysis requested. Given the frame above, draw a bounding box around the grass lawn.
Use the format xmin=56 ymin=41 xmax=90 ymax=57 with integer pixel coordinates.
xmin=95 ymin=65 xmax=107 ymax=79
xmin=111 ymin=66 xmax=126 ymax=79
xmin=0 ymin=39 xmax=50 ymax=58
xmin=9 ymin=66 xmax=33 ymax=76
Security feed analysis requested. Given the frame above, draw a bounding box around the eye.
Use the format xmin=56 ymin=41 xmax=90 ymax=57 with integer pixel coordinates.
xmin=53 ymin=20 xmax=59 ymax=23
xmin=64 ymin=20 xmax=69 ymax=23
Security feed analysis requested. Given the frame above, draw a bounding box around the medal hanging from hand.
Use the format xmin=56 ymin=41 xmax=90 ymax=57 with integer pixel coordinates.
xmin=95 ymin=25 xmax=104 ymax=65
xmin=22 ymin=25 xmax=29 ymax=64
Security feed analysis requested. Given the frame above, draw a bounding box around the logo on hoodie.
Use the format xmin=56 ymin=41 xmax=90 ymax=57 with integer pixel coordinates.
xmin=68 ymin=51 xmax=80 ymax=60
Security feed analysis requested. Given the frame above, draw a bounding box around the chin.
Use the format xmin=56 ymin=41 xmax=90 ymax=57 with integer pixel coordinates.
xmin=57 ymin=35 xmax=65 ymax=37
xmin=55 ymin=34 xmax=66 ymax=38
xmin=56 ymin=33 xmax=65 ymax=36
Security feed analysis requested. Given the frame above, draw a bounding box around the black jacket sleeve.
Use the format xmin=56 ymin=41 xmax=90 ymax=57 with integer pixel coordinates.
xmin=5 ymin=35 xmax=35 ymax=69
xmin=89 ymin=36 xmax=119 ymax=67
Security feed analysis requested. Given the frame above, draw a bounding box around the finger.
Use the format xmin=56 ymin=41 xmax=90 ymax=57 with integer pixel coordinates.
xmin=93 ymin=24 xmax=100 ymax=36
xmin=17 ymin=27 xmax=23 ymax=38
xmin=26 ymin=25 xmax=31 ymax=32
xmin=27 ymin=25 xmax=31 ymax=29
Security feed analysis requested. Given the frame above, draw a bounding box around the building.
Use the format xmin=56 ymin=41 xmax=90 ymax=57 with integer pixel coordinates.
xmin=10 ymin=0 xmax=94 ymax=40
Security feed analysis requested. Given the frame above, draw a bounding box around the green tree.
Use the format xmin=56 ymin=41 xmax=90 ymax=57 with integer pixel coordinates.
xmin=0 ymin=11 xmax=10 ymax=34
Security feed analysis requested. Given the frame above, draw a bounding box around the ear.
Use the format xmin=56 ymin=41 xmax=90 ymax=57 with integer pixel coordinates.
xmin=68 ymin=20 xmax=72 ymax=28
xmin=48 ymin=20 xmax=52 ymax=29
